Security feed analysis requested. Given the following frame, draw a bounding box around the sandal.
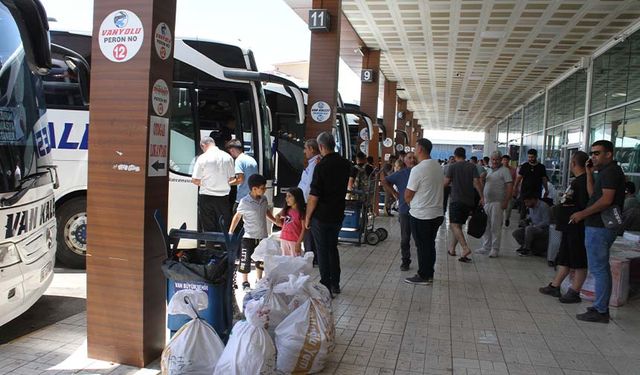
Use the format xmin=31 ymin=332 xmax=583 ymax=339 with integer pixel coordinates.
xmin=458 ymin=256 xmax=472 ymax=263
xmin=447 ymin=250 xmax=457 ymax=257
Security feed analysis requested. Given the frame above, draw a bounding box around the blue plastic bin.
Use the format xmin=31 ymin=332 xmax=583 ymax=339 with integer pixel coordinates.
xmin=166 ymin=279 xmax=231 ymax=339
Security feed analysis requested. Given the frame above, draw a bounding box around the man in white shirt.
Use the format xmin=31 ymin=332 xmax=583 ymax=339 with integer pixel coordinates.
xmin=298 ymin=139 xmax=321 ymax=201
xmin=477 ymin=151 xmax=513 ymax=258
xmin=191 ymin=136 xmax=236 ymax=233
xmin=298 ymin=139 xmax=321 ymax=264
xmin=404 ymin=138 xmax=445 ymax=285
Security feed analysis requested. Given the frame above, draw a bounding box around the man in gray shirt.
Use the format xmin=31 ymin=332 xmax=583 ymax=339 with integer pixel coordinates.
xmin=444 ymin=147 xmax=484 ymax=262
xmin=512 ymin=193 xmax=550 ymax=257
xmin=477 ymin=151 xmax=513 ymax=258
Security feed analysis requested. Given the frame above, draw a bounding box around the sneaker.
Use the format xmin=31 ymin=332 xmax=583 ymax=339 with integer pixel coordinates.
xmin=505 ymin=219 xmax=510 ymax=227
xmin=400 ymin=263 xmax=410 ymax=271
xmin=559 ymin=288 xmax=582 ymax=304
xmin=488 ymin=250 xmax=499 ymax=258
xmin=331 ymin=286 xmax=341 ymax=294
xmin=576 ymin=309 xmax=610 ymax=323
xmin=518 ymin=250 xmax=530 ymax=257
xmin=242 ymin=281 xmax=251 ymax=291
xmin=475 ymin=248 xmax=489 ymax=255
xmin=539 ymin=283 xmax=561 ymax=297
xmin=404 ymin=275 xmax=432 ymax=285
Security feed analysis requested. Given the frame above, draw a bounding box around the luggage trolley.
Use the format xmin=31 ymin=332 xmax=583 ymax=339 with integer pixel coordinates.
xmin=339 ymin=169 xmax=389 ymax=245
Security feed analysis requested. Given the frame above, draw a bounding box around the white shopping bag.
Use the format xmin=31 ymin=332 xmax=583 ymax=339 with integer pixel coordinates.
xmin=161 ymin=290 xmax=225 ymax=375
xmin=214 ymin=299 xmax=276 ymax=375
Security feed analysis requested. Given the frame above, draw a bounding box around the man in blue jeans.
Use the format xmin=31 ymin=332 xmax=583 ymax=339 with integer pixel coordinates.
xmin=404 ymin=138 xmax=444 ymax=285
xmin=569 ymin=140 xmax=625 ymax=323
xmin=382 ymin=152 xmax=417 ymax=271
xmin=305 ymin=132 xmax=351 ymax=296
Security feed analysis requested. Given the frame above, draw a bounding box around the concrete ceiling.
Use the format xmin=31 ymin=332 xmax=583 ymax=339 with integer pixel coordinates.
xmin=284 ymin=0 xmax=640 ymax=131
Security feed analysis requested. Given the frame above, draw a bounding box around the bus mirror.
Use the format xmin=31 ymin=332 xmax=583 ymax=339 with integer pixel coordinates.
xmin=66 ymin=56 xmax=90 ymax=106
xmin=224 ymin=69 xmax=305 ymax=125
xmin=3 ymin=0 xmax=52 ymax=74
xmin=284 ymin=86 xmax=305 ymax=125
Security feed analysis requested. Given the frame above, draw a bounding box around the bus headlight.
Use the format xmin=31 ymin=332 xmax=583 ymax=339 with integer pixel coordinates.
xmin=46 ymin=227 xmax=55 ymax=250
xmin=0 ymin=244 xmax=21 ymax=267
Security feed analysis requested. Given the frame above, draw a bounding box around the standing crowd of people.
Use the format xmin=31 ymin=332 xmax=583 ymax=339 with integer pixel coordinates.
xmin=383 ymin=139 xmax=625 ymax=324
xmin=192 ymin=132 xmax=626 ymax=323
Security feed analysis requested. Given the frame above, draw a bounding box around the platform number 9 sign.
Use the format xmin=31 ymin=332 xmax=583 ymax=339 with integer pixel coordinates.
xmin=113 ymin=44 xmax=128 ymax=61
xmin=361 ymin=69 xmax=374 ymax=83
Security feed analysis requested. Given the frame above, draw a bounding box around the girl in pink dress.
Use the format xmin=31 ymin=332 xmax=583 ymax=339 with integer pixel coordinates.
xmin=276 ymin=187 xmax=306 ymax=256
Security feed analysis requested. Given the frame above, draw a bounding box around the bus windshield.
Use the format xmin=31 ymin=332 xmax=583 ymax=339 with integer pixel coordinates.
xmin=0 ymin=3 xmax=39 ymax=193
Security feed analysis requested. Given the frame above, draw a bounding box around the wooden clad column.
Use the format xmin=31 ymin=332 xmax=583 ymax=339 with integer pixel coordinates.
xmin=359 ymin=49 xmax=380 ymax=159
xmin=88 ymin=0 xmax=175 ymax=366
xmin=305 ymin=0 xmax=342 ymax=140
xmin=395 ymin=98 xmax=407 ymax=152
xmin=382 ymin=80 xmax=397 ymax=160
xmin=406 ymin=110 xmax=414 ymax=147
xmin=411 ymin=119 xmax=419 ymax=146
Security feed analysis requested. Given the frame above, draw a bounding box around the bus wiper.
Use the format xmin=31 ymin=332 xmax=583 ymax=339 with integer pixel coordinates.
xmin=0 ymin=172 xmax=47 ymax=207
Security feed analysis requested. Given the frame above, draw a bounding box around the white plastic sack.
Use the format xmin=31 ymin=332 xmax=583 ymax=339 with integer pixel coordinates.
xmin=263 ymin=252 xmax=314 ymax=283
xmin=251 ymin=235 xmax=281 ymax=262
xmin=214 ymin=299 xmax=276 ymax=375
xmin=167 ymin=290 xmax=208 ymax=317
xmin=272 ymin=274 xmax=331 ymax=312
xmin=161 ymin=290 xmax=225 ymax=375
xmin=275 ymin=298 xmax=335 ymax=374
xmin=259 ymin=288 xmax=291 ymax=336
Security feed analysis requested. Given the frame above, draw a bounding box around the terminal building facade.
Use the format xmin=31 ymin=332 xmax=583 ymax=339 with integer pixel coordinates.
xmin=488 ymin=26 xmax=640 ymax=193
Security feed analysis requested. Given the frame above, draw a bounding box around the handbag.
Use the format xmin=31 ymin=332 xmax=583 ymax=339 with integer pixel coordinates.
xmin=467 ymin=207 xmax=487 ymax=238
xmin=601 ymin=205 xmax=623 ymax=231
xmin=553 ymin=204 xmax=580 ymax=232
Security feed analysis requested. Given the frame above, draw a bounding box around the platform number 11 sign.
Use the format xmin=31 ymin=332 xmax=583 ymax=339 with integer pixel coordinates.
xmin=309 ymin=9 xmax=330 ymax=32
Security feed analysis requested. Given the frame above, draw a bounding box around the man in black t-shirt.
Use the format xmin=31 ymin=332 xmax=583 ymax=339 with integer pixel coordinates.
xmin=569 ymin=140 xmax=625 ymax=324
xmin=305 ymin=132 xmax=352 ymax=296
xmin=513 ymin=149 xmax=549 ymax=219
xmin=539 ymin=151 xmax=590 ymax=303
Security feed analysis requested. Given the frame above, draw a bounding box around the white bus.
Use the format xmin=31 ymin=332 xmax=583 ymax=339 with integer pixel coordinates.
xmin=264 ymin=85 xmax=375 ymax=207
xmin=43 ymin=30 xmax=303 ymax=268
xmin=0 ymin=0 xmax=59 ymax=326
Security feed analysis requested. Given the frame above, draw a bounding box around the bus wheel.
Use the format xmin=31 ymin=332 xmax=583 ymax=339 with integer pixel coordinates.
xmin=55 ymin=197 xmax=87 ymax=269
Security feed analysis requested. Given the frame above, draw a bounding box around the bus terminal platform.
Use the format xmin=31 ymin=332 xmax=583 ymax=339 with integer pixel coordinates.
xmin=1 ymin=214 xmax=639 ymax=375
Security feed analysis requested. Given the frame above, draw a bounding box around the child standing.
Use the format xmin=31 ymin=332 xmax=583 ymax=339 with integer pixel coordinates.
xmin=276 ymin=187 xmax=306 ymax=256
xmin=228 ymin=174 xmax=277 ymax=291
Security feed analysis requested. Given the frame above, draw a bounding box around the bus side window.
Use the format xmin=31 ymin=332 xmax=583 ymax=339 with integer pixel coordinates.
xmin=239 ymin=101 xmax=254 ymax=156
xmin=42 ymin=54 xmax=85 ymax=109
xmin=169 ymin=87 xmax=197 ymax=174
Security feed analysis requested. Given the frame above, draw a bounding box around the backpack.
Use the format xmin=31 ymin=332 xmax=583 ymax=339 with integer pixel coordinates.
xmin=353 ymin=164 xmax=370 ymax=193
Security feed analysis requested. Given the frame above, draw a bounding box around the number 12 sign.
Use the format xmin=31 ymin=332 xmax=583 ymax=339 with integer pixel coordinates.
xmin=309 ymin=9 xmax=330 ymax=32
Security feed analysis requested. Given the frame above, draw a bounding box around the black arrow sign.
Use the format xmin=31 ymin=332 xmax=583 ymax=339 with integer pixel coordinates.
xmin=152 ymin=160 xmax=165 ymax=171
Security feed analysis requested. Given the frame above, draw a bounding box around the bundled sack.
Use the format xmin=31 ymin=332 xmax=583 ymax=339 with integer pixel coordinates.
xmin=275 ymin=275 xmax=335 ymax=374
xmin=251 ymin=233 xmax=281 ymax=262
xmin=214 ymin=299 xmax=276 ymax=375
xmin=262 ymin=252 xmax=314 ymax=284
xmin=272 ymin=274 xmax=332 ymax=312
xmin=161 ymin=290 xmax=225 ymax=375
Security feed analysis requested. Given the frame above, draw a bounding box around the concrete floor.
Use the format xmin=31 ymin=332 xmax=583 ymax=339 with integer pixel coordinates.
xmin=1 ymin=213 xmax=639 ymax=374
